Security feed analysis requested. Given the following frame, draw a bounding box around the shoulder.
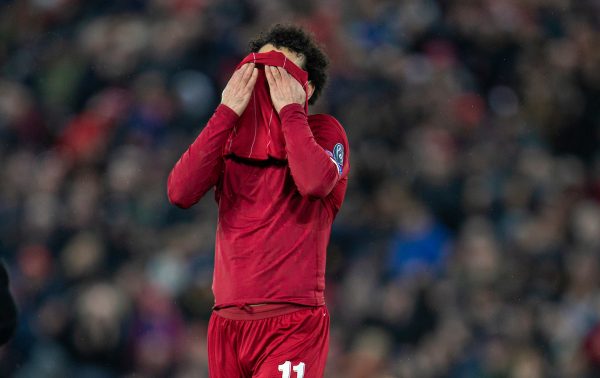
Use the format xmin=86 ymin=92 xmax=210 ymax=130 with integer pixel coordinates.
xmin=308 ymin=114 xmax=348 ymax=142
xmin=308 ymin=113 xmax=344 ymax=130
xmin=308 ymin=113 xmax=350 ymax=176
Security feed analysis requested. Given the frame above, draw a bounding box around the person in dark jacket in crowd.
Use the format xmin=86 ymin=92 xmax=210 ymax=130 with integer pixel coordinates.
xmin=0 ymin=261 xmax=17 ymax=346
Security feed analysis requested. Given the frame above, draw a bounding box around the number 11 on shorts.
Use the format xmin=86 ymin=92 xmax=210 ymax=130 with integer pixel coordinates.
xmin=278 ymin=361 xmax=305 ymax=378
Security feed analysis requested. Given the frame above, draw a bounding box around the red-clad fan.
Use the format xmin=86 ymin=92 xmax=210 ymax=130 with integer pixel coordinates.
xmin=167 ymin=24 xmax=349 ymax=378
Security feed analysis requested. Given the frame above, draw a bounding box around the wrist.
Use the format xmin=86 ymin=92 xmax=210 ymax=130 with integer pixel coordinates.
xmin=217 ymin=103 xmax=241 ymax=121
xmin=219 ymin=103 xmax=242 ymax=118
xmin=279 ymin=102 xmax=305 ymax=115
xmin=278 ymin=103 xmax=306 ymax=129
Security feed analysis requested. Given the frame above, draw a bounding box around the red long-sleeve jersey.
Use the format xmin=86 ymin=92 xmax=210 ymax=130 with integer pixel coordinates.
xmin=167 ymin=103 xmax=349 ymax=308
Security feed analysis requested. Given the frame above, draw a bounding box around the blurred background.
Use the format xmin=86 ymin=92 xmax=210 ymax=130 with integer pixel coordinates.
xmin=1 ymin=0 xmax=600 ymax=377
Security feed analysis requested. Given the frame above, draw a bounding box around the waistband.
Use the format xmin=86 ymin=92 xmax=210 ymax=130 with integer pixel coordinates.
xmin=213 ymin=303 xmax=318 ymax=321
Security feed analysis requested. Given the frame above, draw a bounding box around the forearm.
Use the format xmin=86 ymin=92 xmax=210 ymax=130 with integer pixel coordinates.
xmin=167 ymin=104 xmax=239 ymax=208
xmin=280 ymin=104 xmax=338 ymax=198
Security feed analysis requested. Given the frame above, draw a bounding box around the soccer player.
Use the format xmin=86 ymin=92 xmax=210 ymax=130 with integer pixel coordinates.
xmin=167 ymin=24 xmax=349 ymax=378
xmin=0 ymin=261 xmax=17 ymax=346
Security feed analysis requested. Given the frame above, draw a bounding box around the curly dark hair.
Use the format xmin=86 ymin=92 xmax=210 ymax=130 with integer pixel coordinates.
xmin=249 ymin=24 xmax=329 ymax=105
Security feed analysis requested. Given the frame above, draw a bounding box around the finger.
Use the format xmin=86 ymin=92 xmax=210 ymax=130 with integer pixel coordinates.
xmin=279 ymin=67 xmax=294 ymax=88
xmin=277 ymin=66 xmax=288 ymax=78
xmin=281 ymin=67 xmax=302 ymax=90
xmin=238 ymin=63 xmax=249 ymax=76
xmin=228 ymin=67 xmax=244 ymax=90
xmin=273 ymin=66 xmax=284 ymax=89
xmin=279 ymin=67 xmax=296 ymax=94
xmin=229 ymin=67 xmax=242 ymax=84
xmin=235 ymin=64 xmax=251 ymax=87
xmin=265 ymin=66 xmax=277 ymax=89
xmin=240 ymin=63 xmax=255 ymax=85
xmin=281 ymin=67 xmax=296 ymax=86
xmin=265 ymin=65 xmax=273 ymax=84
xmin=272 ymin=66 xmax=283 ymax=82
xmin=244 ymin=68 xmax=259 ymax=92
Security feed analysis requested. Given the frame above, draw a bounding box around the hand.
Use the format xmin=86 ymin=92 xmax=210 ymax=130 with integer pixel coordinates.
xmin=265 ymin=66 xmax=305 ymax=113
xmin=221 ymin=63 xmax=259 ymax=116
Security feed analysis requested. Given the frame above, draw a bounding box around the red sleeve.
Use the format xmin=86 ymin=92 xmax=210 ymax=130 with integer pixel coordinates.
xmin=167 ymin=104 xmax=238 ymax=208
xmin=280 ymin=103 xmax=349 ymax=199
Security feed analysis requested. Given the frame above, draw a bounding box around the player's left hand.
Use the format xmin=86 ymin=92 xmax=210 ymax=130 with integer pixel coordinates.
xmin=265 ymin=66 xmax=305 ymax=113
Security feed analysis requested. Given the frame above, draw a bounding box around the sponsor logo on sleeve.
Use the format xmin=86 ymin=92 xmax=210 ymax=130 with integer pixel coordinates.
xmin=329 ymin=143 xmax=344 ymax=174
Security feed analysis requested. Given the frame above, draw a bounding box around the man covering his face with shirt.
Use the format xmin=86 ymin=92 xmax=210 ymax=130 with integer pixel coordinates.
xmin=168 ymin=24 xmax=349 ymax=378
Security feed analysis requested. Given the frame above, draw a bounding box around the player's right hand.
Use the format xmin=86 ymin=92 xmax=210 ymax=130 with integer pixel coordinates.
xmin=221 ymin=63 xmax=258 ymax=116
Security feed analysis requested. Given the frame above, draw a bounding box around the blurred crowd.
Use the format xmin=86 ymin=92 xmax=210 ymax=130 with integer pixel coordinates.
xmin=1 ymin=0 xmax=600 ymax=377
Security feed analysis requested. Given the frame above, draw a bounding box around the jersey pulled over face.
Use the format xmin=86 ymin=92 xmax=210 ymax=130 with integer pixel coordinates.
xmin=225 ymin=50 xmax=309 ymax=161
